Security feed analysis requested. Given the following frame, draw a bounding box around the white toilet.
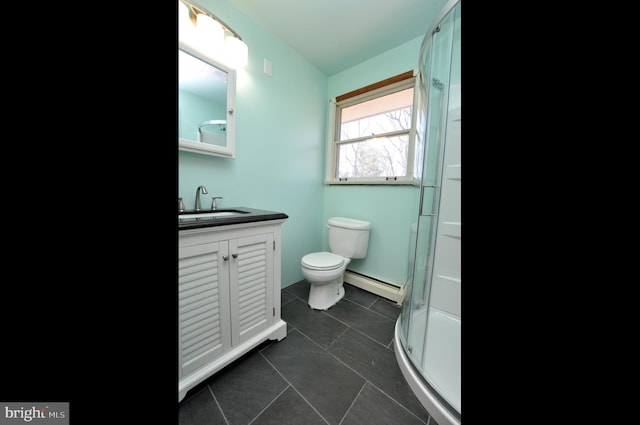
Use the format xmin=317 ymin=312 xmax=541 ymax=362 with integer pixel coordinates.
xmin=301 ymin=217 xmax=372 ymax=310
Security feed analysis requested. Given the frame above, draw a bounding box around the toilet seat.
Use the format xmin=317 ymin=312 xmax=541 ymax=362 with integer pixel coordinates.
xmin=301 ymin=252 xmax=345 ymax=271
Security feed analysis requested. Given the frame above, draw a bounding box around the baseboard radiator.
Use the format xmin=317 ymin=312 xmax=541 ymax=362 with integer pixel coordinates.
xmin=343 ymin=270 xmax=406 ymax=305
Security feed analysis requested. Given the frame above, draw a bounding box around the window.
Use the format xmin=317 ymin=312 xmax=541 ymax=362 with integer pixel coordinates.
xmin=326 ymin=71 xmax=419 ymax=185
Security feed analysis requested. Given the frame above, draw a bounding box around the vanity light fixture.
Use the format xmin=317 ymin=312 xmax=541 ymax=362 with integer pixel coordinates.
xmin=178 ymin=0 xmax=248 ymax=69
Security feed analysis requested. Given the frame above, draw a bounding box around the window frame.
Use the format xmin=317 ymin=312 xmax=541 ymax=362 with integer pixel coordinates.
xmin=325 ymin=70 xmax=420 ymax=185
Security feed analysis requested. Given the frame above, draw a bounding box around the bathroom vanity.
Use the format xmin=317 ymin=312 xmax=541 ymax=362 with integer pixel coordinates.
xmin=178 ymin=208 xmax=288 ymax=402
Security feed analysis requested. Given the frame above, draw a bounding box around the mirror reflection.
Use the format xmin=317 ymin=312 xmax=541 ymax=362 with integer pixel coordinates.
xmin=178 ymin=45 xmax=236 ymax=157
xmin=179 ymin=49 xmax=227 ymax=145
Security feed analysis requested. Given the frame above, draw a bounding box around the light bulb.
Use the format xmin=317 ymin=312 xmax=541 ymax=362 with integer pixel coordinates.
xmin=178 ymin=1 xmax=195 ymax=44
xmin=224 ymin=36 xmax=249 ymax=69
xmin=196 ymin=13 xmax=225 ymax=53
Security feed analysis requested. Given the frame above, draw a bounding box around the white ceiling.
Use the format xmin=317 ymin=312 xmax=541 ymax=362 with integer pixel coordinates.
xmin=227 ymin=0 xmax=449 ymax=76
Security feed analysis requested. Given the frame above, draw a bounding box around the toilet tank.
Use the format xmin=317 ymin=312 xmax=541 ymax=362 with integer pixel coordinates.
xmin=328 ymin=217 xmax=371 ymax=259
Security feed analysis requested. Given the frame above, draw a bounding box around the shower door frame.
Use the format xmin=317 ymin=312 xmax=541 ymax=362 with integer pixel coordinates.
xmin=395 ymin=0 xmax=461 ymax=424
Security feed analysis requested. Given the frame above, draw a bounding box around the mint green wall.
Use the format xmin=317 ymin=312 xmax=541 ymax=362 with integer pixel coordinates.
xmin=179 ymin=0 xmax=328 ymax=288
xmin=179 ymin=1 xmax=431 ymax=289
xmin=324 ymin=37 xmax=425 ymax=286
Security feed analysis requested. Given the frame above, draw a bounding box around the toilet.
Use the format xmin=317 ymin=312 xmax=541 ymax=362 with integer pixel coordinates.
xmin=301 ymin=217 xmax=372 ymax=310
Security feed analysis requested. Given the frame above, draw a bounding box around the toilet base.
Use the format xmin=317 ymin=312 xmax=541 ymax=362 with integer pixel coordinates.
xmin=308 ymin=278 xmax=345 ymax=311
xmin=336 ymin=285 xmax=345 ymax=303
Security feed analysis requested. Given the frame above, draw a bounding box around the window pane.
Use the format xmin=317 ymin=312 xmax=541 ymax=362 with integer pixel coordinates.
xmin=337 ymin=135 xmax=409 ymax=178
xmin=340 ymin=88 xmax=413 ymax=141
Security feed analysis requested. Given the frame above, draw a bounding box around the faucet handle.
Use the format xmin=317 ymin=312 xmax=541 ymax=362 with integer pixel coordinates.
xmin=211 ymin=197 xmax=223 ymax=210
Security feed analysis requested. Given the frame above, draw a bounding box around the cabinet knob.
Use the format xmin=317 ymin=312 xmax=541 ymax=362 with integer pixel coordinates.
xmin=223 ymin=255 xmax=229 ymax=261
xmin=232 ymin=253 xmax=238 ymax=258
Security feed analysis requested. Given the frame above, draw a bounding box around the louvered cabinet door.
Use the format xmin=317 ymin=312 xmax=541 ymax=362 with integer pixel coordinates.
xmin=178 ymin=241 xmax=231 ymax=379
xmin=228 ymin=232 xmax=274 ymax=346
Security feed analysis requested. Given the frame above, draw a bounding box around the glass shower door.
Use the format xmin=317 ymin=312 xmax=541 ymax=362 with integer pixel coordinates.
xmin=398 ymin=0 xmax=461 ymax=420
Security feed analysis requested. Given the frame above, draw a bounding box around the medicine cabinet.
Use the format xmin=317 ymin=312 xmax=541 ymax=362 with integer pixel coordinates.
xmin=178 ymin=41 xmax=237 ymax=158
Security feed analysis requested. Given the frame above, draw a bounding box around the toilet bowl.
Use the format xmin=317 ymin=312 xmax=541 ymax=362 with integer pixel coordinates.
xmin=302 ymin=252 xmax=350 ymax=310
xmin=301 ymin=217 xmax=371 ymax=310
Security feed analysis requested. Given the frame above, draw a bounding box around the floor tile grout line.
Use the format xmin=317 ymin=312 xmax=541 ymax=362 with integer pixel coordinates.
xmin=282 ymin=285 xmax=422 ymax=421
xmin=330 ymin=297 xmax=399 ymax=324
xmin=280 ymin=321 xmax=300 ymax=339
xmin=285 ymin=293 xmax=398 ymax=327
xmin=245 ymin=384 xmax=291 ymax=425
xmin=370 ymin=295 xmax=403 ymax=308
xmin=283 ymin=288 xmax=305 ymax=302
xmin=367 ymin=298 xmax=402 ymax=321
xmin=258 ymin=349 xmax=333 ymax=425
xmin=345 ymin=297 xmax=398 ymax=322
xmin=281 ymin=297 xmax=295 ymax=307
xmin=325 ymin=343 xmax=427 ymax=424
xmin=341 ymin=293 xmax=377 ymax=310
xmin=181 ymin=288 xmax=423 ymax=425
xmin=323 ymin=309 xmax=395 ymax=350
xmin=283 ymin=297 xmax=394 ymax=350
xmin=369 ymin=297 xmax=380 ymax=310
xmin=206 ymin=383 xmax=231 ymax=425
xmin=284 ymin=282 xmax=388 ymax=312
xmin=335 ymin=380 xmax=430 ymax=425
xmin=337 ymin=381 xmax=368 ymax=425
xmin=201 ymin=324 xmax=426 ymax=425
xmin=286 ymin=324 xmax=345 ymax=353
xmin=327 ymin=322 xmax=351 ymax=348
xmin=362 ymin=380 xmax=431 ymax=425
xmin=290 ymin=327 xmax=419 ymax=423
xmin=284 ymin=283 xmax=400 ymax=318
xmin=299 ymin=326 xmax=429 ymax=424
xmin=267 ymin=328 xmax=369 ymax=422
xmin=283 ymin=285 xmax=399 ymax=351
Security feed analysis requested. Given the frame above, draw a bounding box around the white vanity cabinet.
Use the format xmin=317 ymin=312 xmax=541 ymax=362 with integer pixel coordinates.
xmin=178 ymin=219 xmax=288 ymax=402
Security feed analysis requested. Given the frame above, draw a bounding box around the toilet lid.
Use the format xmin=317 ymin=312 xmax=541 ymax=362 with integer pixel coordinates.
xmin=301 ymin=252 xmax=345 ymax=271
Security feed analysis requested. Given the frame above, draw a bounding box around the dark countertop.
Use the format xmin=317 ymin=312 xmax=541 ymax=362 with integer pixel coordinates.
xmin=178 ymin=206 xmax=288 ymax=230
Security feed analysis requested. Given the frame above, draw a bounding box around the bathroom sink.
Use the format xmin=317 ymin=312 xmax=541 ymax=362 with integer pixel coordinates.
xmin=178 ymin=209 xmax=250 ymax=220
xmin=178 ymin=207 xmax=288 ymax=229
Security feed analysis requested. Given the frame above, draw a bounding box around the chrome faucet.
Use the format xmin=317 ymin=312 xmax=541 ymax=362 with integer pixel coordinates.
xmin=195 ymin=185 xmax=208 ymax=211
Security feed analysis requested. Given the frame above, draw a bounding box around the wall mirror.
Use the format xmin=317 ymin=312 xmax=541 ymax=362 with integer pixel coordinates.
xmin=178 ymin=41 xmax=237 ymax=158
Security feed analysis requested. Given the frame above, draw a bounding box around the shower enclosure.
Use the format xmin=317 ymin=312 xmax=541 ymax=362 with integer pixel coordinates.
xmin=199 ymin=119 xmax=227 ymax=146
xmin=394 ymin=1 xmax=461 ymax=424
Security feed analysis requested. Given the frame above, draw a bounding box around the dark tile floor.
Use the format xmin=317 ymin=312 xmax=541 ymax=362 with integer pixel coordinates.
xmin=178 ymin=280 xmax=438 ymax=425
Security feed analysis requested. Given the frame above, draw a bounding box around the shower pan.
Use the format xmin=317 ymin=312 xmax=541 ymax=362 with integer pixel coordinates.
xmin=394 ymin=1 xmax=461 ymax=425
xmin=198 ymin=119 xmax=227 ymax=146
